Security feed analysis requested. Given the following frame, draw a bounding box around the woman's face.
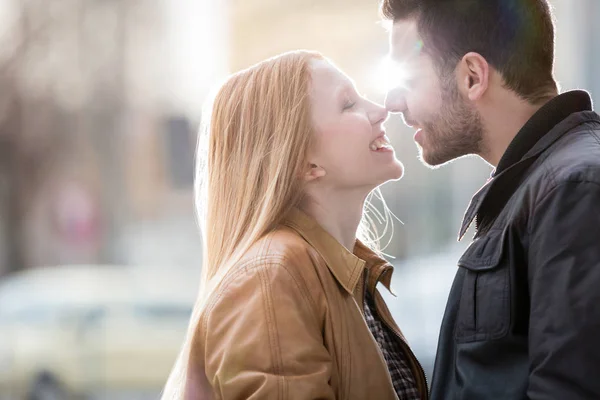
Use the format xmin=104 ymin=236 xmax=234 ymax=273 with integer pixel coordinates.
xmin=307 ymin=59 xmax=404 ymax=191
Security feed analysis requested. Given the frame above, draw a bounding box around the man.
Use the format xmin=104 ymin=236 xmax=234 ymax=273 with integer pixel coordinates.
xmin=382 ymin=0 xmax=600 ymax=399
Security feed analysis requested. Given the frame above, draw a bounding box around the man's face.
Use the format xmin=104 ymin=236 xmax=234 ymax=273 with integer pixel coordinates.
xmin=385 ymin=19 xmax=484 ymax=167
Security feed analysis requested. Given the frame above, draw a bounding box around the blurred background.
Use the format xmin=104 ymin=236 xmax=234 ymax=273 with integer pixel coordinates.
xmin=0 ymin=0 xmax=597 ymax=399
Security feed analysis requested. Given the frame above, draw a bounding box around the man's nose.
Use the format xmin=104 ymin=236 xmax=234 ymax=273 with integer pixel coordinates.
xmin=385 ymin=87 xmax=407 ymax=114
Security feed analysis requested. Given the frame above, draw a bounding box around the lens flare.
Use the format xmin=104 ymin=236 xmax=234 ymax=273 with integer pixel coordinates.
xmin=371 ymin=56 xmax=411 ymax=93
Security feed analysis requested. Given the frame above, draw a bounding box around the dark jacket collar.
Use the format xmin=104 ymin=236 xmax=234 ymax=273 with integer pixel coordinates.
xmin=459 ymin=90 xmax=598 ymax=240
xmin=494 ymin=90 xmax=593 ymax=176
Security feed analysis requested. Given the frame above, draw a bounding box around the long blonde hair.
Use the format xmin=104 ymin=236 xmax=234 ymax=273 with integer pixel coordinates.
xmin=161 ymin=50 xmax=396 ymax=399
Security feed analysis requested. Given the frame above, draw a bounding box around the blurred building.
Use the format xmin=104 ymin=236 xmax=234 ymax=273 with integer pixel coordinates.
xmin=0 ymin=0 xmax=598 ymax=275
xmin=0 ymin=0 xmax=228 ymax=275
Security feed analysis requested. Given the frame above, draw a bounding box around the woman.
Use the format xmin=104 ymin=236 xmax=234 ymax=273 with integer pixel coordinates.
xmin=162 ymin=50 xmax=428 ymax=400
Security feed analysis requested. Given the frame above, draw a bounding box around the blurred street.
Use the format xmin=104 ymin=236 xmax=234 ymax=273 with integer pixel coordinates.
xmin=0 ymin=0 xmax=598 ymax=398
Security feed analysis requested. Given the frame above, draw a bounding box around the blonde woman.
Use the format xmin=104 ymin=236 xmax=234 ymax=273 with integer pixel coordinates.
xmin=162 ymin=51 xmax=428 ymax=400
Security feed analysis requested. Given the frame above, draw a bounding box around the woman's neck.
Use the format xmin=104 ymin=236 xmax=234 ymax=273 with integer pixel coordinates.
xmin=299 ymin=188 xmax=367 ymax=251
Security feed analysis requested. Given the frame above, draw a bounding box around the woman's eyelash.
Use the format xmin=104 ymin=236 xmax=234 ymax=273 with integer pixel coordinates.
xmin=343 ymin=100 xmax=356 ymax=110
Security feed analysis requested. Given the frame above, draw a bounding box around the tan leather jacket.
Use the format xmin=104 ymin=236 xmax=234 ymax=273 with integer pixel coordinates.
xmin=188 ymin=208 xmax=428 ymax=399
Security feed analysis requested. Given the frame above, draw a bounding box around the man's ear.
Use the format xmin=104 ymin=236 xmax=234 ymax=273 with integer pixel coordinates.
xmin=457 ymin=52 xmax=489 ymax=101
xmin=303 ymin=163 xmax=326 ymax=182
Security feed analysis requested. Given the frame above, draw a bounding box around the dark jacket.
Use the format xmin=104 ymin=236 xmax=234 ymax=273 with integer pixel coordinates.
xmin=430 ymin=91 xmax=600 ymax=400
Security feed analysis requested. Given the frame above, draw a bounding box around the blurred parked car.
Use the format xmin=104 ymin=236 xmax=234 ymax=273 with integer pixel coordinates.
xmin=0 ymin=265 xmax=199 ymax=400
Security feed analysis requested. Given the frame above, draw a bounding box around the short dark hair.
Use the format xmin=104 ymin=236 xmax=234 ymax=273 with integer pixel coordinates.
xmin=380 ymin=0 xmax=557 ymax=103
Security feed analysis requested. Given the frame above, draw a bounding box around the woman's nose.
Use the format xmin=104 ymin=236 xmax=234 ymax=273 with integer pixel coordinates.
xmin=369 ymin=102 xmax=389 ymax=125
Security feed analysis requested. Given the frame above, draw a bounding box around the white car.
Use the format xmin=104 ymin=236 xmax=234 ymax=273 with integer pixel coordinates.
xmin=0 ymin=265 xmax=199 ymax=400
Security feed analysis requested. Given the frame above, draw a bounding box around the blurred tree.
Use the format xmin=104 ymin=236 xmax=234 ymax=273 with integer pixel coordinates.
xmin=0 ymin=0 xmax=131 ymax=273
xmin=0 ymin=0 xmax=58 ymax=274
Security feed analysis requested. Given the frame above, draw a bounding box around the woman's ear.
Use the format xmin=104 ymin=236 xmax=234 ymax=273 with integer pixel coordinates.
xmin=303 ymin=163 xmax=326 ymax=182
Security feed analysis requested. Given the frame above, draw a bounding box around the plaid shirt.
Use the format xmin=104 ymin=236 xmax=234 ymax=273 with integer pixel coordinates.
xmin=363 ymin=291 xmax=420 ymax=400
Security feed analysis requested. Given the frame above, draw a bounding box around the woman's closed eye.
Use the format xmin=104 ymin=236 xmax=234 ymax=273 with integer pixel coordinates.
xmin=343 ymin=100 xmax=356 ymax=111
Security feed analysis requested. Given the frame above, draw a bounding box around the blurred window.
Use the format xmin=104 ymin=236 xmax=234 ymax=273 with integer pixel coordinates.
xmin=164 ymin=116 xmax=195 ymax=189
xmin=132 ymin=304 xmax=192 ymax=321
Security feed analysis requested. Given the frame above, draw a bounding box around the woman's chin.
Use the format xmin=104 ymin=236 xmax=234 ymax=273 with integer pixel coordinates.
xmin=374 ymin=162 xmax=405 ymax=186
xmin=387 ymin=160 xmax=405 ymax=181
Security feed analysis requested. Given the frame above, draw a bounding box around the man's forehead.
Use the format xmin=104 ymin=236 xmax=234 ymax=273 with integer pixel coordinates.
xmin=389 ymin=19 xmax=422 ymax=62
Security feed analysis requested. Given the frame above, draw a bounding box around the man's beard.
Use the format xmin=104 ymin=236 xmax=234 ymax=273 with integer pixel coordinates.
xmin=418 ymin=80 xmax=485 ymax=167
